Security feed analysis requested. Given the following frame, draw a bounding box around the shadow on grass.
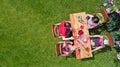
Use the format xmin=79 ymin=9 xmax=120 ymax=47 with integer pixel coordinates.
xmin=81 ymin=57 xmax=95 ymax=61
xmin=114 ymin=58 xmax=120 ymax=67
xmin=82 ymin=46 xmax=112 ymax=61
xmin=89 ymin=24 xmax=110 ymax=35
xmin=65 ymin=52 xmax=95 ymax=61
xmin=93 ymin=46 xmax=112 ymax=55
xmin=65 ymin=52 xmax=76 ymax=59
xmin=65 ymin=47 xmax=113 ymax=61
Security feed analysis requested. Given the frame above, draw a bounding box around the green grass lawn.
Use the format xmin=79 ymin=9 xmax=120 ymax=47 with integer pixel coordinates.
xmin=0 ymin=0 xmax=120 ymax=67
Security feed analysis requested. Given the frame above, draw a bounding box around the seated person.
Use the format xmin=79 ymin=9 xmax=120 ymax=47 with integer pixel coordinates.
xmin=114 ymin=41 xmax=120 ymax=60
xmin=59 ymin=20 xmax=73 ymax=40
xmin=90 ymin=35 xmax=109 ymax=52
xmin=62 ymin=41 xmax=76 ymax=56
xmin=86 ymin=15 xmax=99 ymax=29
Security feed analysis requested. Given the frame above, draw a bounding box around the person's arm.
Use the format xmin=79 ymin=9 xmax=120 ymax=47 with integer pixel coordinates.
xmin=62 ymin=36 xmax=74 ymax=40
xmin=87 ymin=14 xmax=93 ymax=29
xmin=92 ymin=45 xmax=105 ymax=52
xmin=86 ymin=14 xmax=93 ymax=17
xmin=62 ymin=52 xmax=71 ymax=56
xmin=90 ymin=35 xmax=103 ymax=38
xmin=89 ymin=25 xmax=95 ymax=29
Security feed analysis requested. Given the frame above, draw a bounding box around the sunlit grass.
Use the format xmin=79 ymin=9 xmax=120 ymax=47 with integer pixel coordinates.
xmin=0 ymin=0 xmax=119 ymax=67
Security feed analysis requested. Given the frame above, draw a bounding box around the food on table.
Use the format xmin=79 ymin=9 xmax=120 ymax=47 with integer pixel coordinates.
xmin=80 ymin=25 xmax=84 ymax=29
xmin=85 ymin=47 xmax=90 ymax=52
xmin=78 ymin=48 xmax=81 ymax=53
xmin=78 ymin=30 xmax=84 ymax=35
xmin=82 ymin=47 xmax=85 ymax=51
xmin=87 ymin=53 xmax=90 ymax=56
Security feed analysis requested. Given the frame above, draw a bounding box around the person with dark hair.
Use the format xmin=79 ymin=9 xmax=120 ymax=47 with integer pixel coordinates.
xmin=89 ymin=35 xmax=109 ymax=52
xmin=86 ymin=14 xmax=99 ymax=29
xmin=65 ymin=28 xmax=73 ymax=38
xmin=62 ymin=41 xmax=75 ymax=56
xmin=59 ymin=20 xmax=73 ymax=40
xmin=64 ymin=22 xmax=71 ymax=29
xmin=92 ymin=16 xmax=99 ymax=23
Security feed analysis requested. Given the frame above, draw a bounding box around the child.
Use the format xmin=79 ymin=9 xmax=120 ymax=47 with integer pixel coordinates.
xmin=62 ymin=41 xmax=76 ymax=56
xmin=90 ymin=35 xmax=109 ymax=52
xmin=59 ymin=20 xmax=73 ymax=40
xmin=86 ymin=15 xmax=99 ymax=29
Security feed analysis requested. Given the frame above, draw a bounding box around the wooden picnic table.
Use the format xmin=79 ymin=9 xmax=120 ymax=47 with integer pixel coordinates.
xmin=70 ymin=12 xmax=93 ymax=59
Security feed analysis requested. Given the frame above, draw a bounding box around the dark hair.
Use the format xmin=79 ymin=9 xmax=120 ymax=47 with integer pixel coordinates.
xmin=92 ymin=16 xmax=99 ymax=23
xmin=64 ymin=22 xmax=71 ymax=28
xmin=86 ymin=16 xmax=90 ymax=20
xmin=65 ymin=28 xmax=72 ymax=38
xmin=62 ymin=44 xmax=70 ymax=53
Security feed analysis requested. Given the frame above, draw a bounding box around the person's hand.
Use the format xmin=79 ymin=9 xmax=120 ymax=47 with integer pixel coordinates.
xmin=91 ymin=50 xmax=94 ymax=53
xmin=72 ymin=28 xmax=76 ymax=33
xmin=88 ymin=35 xmax=91 ymax=38
xmin=100 ymin=36 xmax=103 ymax=38
xmin=73 ymin=36 xmax=78 ymax=40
